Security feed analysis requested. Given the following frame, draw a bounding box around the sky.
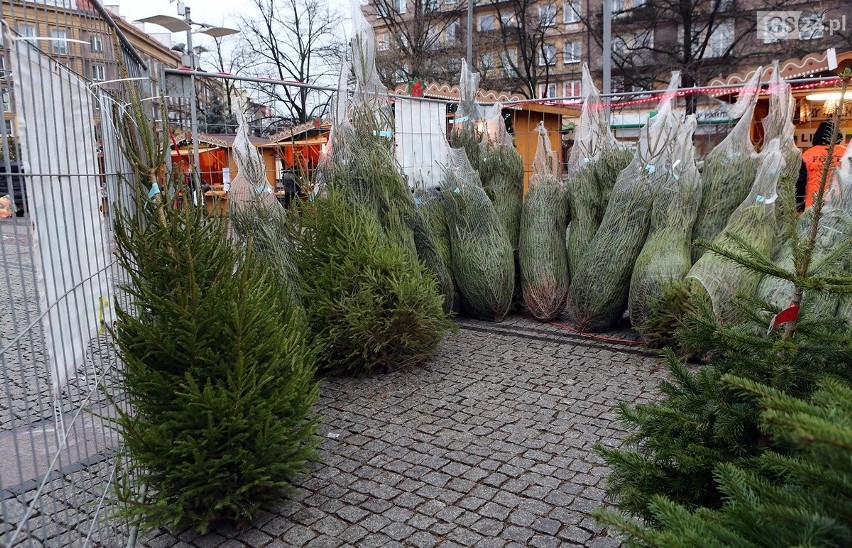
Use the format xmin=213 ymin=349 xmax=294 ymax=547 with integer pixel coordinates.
xmin=113 ymin=0 xmax=354 ymax=49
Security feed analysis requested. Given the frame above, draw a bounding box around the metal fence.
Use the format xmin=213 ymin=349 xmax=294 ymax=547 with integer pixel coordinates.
xmin=0 ymin=0 xmax=143 ymax=545
xmin=1 ymin=1 xmax=832 ymax=546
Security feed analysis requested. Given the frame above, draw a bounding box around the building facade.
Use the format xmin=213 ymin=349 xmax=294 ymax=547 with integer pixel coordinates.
xmin=368 ymin=0 xmax=852 ymax=100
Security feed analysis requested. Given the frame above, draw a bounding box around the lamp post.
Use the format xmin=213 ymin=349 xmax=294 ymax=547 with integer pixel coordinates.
xmin=137 ymin=2 xmax=238 ymax=189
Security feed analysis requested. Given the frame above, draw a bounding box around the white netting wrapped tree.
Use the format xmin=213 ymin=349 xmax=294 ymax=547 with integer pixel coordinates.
xmin=228 ymin=98 xmax=277 ymax=213
xmin=763 ymin=62 xmax=801 ymax=182
xmin=759 ymin=142 xmax=852 ymax=319
xmin=629 ymin=113 xmax=702 ymax=327
xmin=833 ymin=144 xmax=852 ymax=324
xmin=566 ymin=64 xmax=633 ymax=278
xmin=687 ymin=138 xmax=786 ymax=324
xmin=450 ymin=60 xmax=486 ymax=171
xmin=566 ymin=73 xmax=680 ymax=331
xmin=519 ymin=123 xmax=569 ymax=320
xmin=441 ymin=147 xmax=514 ymax=321
xmin=691 ymin=68 xmax=763 ymax=261
xmin=228 ymin=98 xmax=301 ymax=308
xmin=321 ymin=7 xmax=420 ymax=259
xmin=479 ymin=103 xmax=524 ymax=253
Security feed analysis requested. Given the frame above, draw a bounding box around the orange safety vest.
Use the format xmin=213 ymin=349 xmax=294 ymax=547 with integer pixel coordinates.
xmin=802 ymin=144 xmax=846 ymax=208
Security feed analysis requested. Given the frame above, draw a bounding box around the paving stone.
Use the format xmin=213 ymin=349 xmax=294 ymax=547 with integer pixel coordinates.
xmin=531 ymin=517 xmax=561 ymax=536
xmin=382 ymin=521 xmax=416 ymax=541
xmin=281 ymin=524 xmax=315 ymax=546
xmin=407 ymin=531 xmax=439 ymax=548
xmin=470 ymin=517 xmax=504 ymax=536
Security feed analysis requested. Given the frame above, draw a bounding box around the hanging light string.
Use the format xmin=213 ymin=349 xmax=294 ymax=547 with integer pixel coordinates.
xmin=503 ymin=77 xmax=843 ymax=111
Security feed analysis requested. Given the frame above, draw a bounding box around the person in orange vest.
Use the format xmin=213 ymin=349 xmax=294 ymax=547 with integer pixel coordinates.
xmin=797 ymin=120 xmax=846 ymax=210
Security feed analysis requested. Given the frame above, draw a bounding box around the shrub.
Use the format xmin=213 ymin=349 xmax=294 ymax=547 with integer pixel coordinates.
xmin=290 ymin=193 xmax=452 ymax=375
xmin=112 ymin=200 xmax=319 ymax=533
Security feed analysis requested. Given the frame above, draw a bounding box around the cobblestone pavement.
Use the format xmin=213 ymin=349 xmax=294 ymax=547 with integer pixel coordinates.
xmin=142 ymin=317 xmax=666 ymax=547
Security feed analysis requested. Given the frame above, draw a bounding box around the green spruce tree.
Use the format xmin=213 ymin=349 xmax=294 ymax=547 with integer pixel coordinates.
xmin=111 ymin=81 xmax=319 ymax=534
xmin=595 ymin=70 xmax=852 ymax=536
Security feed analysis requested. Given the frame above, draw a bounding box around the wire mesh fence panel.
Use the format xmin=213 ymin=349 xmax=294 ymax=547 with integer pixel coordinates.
xmin=0 ymin=1 xmax=146 ymax=546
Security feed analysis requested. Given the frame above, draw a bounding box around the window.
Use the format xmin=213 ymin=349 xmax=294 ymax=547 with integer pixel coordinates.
xmin=18 ymin=25 xmax=36 ymax=44
xmin=395 ymin=68 xmax=407 ymax=83
xmin=800 ymin=12 xmax=824 ymax=40
xmin=500 ymin=12 xmax=517 ymax=27
xmin=425 ymin=0 xmax=439 ymax=11
xmin=501 ymin=49 xmax=518 ymax=77
xmin=427 ymin=28 xmax=440 ymax=49
xmin=448 ymin=58 xmax=462 ymax=73
xmin=479 ymin=14 xmax=496 ymax=32
xmin=564 ymin=41 xmax=581 ymax=63
xmin=1 ymin=89 xmax=10 ymax=113
xmin=91 ymin=64 xmax=106 ymax=82
xmin=612 ymin=36 xmax=627 ymax=56
xmin=4 ymin=120 xmax=13 ymax=137
xmin=539 ymin=5 xmax=557 ymax=27
xmin=90 ymin=34 xmax=103 ymax=52
xmin=0 ymin=56 xmax=6 ymax=80
xmin=538 ymin=83 xmax=557 ymax=99
xmin=378 ymin=33 xmax=389 ymax=51
xmin=480 ymin=52 xmax=495 ymax=69
xmin=445 ymin=22 xmax=461 ymax=44
xmin=51 ymin=29 xmax=68 ymax=55
xmin=377 ymin=1 xmax=389 ymax=17
xmin=611 ymin=0 xmax=625 ymax=13
xmin=563 ymin=1 xmax=581 ymax=24
xmin=540 ymin=44 xmax=556 ymax=66
xmin=563 ymin=80 xmax=581 ymax=98
xmin=707 ymin=20 xmax=734 ymax=57
xmin=396 ymin=0 xmax=407 ymax=14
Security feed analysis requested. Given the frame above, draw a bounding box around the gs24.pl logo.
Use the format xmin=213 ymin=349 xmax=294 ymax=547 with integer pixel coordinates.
xmin=757 ymin=11 xmax=847 ymax=41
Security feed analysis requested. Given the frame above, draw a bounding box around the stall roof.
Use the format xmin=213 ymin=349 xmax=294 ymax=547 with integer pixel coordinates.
xmin=707 ymin=48 xmax=852 ymax=87
xmin=391 ymin=82 xmax=526 ymax=103
xmin=268 ymin=121 xmax=332 ymax=143
xmin=196 ymin=133 xmax=273 ymax=148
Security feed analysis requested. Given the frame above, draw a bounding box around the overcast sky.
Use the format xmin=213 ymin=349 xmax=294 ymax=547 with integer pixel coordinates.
xmin=112 ymin=0 xmax=353 ymax=46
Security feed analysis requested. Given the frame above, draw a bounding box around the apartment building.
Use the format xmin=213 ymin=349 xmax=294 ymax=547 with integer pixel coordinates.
xmin=368 ymin=0 xmax=852 ymax=100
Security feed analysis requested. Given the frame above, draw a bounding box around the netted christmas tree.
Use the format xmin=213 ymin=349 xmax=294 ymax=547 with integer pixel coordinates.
xmin=686 ymin=139 xmax=785 ymax=325
xmin=566 ymin=64 xmax=632 ymax=278
xmin=629 ymin=113 xmax=702 ymax=328
xmin=595 ymin=71 xmax=852 ymax=544
xmin=228 ymin=98 xmax=301 ymax=310
xmin=566 ymin=74 xmax=679 ymax=331
xmin=449 ymin=60 xmax=485 ymax=172
xmin=691 ymin=69 xmax=763 ymax=262
xmin=441 ymin=147 xmax=515 ymax=321
xmin=519 ymin=123 xmax=569 ymax=320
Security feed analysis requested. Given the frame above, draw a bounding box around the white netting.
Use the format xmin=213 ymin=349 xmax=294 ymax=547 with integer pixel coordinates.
xmin=565 ymin=64 xmax=632 ymax=278
xmin=455 ymin=59 xmax=484 ymax=125
xmin=629 ymin=113 xmax=702 ymax=327
xmin=519 ymin=123 xmax=569 ymax=320
xmin=450 ymin=60 xmax=486 ymax=171
xmin=350 ymin=0 xmax=388 ymax=116
xmin=479 ymin=103 xmax=524 ymax=254
xmin=763 ymin=61 xmax=800 ymax=178
xmin=566 ymin=73 xmax=680 ymax=331
xmin=228 ymin=97 xmax=277 ymax=213
xmin=687 ymin=138 xmax=785 ymax=324
xmin=440 ymin=147 xmax=514 ymax=321
xmin=566 ymin=64 xmax=620 ymax=176
xmin=691 ymin=67 xmax=763 ymax=261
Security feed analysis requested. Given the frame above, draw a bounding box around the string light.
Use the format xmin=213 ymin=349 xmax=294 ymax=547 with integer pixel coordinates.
xmin=512 ymin=77 xmax=843 ymax=111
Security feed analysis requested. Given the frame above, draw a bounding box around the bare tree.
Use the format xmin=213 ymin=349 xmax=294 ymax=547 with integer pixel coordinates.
xmin=239 ymin=0 xmax=345 ymax=127
xmin=477 ymin=0 xmax=557 ymax=99
xmin=576 ymin=0 xmax=847 ymax=111
xmin=370 ymin=0 xmax=467 ymax=88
